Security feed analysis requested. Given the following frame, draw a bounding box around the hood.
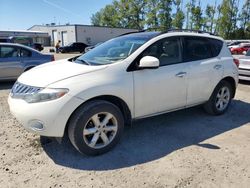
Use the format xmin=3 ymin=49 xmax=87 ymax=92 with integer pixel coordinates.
xmin=18 ymin=59 xmax=108 ymax=87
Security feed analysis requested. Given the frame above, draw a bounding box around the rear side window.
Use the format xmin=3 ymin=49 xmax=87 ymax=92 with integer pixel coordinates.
xmin=184 ymin=37 xmax=213 ymax=61
xmin=208 ymin=38 xmax=223 ymax=57
xmin=19 ymin=48 xmax=32 ymax=57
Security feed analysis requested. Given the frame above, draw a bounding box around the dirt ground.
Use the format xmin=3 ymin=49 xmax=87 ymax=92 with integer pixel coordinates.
xmin=0 ymin=55 xmax=250 ymax=187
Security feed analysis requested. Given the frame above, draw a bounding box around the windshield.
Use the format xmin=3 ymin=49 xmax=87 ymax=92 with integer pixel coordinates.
xmin=75 ymin=33 xmax=158 ymax=65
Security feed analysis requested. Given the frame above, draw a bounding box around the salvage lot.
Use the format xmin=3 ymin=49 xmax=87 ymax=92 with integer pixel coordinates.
xmin=0 ymin=54 xmax=250 ymax=187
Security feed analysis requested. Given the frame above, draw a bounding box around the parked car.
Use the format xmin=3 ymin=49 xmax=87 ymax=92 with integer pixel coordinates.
xmin=227 ymin=41 xmax=250 ymax=49
xmin=59 ymin=42 xmax=88 ymax=53
xmin=230 ymin=43 xmax=250 ymax=54
xmin=237 ymin=49 xmax=250 ymax=81
xmin=84 ymin=42 xmax=103 ymax=53
xmin=8 ymin=31 xmax=238 ymax=156
xmin=33 ymin=43 xmax=44 ymax=51
xmin=0 ymin=43 xmax=54 ymax=81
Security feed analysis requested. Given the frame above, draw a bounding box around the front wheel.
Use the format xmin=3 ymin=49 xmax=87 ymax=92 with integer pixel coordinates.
xmin=204 ymin=80 xmax=233 ymax=115
xmin=68 ymin=100 xmax=124 ymax=155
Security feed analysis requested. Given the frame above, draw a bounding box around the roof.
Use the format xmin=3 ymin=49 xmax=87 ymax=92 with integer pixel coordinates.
xmin=28 ymin=24 xmax=138 ymax=31
xmin=0 ymin=42 xmax=39 ymax=52
xmin=0 ymin=30 xmax=48 ymax=34
xmin=121 ymin=31 xmax=224 ymax=41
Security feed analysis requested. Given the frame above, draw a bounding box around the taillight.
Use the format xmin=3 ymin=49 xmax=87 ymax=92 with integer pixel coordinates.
xmin=233 ymin=58 xmax=239 ymax=67
xmin=51 ymin=55 xmax=55 ymax=61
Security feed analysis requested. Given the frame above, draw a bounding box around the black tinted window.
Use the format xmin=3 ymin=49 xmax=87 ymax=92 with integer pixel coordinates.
xmin=184 ymin=37 xmax=213 ymax=61
xmin=141 ymin=37 xmax=182 ymax=66
xmin=208 ymin=38 xmax=223 ymax=57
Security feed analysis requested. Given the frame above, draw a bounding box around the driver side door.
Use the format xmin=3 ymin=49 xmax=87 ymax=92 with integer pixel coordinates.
xmin=132 ymin=37 xmax=189 ymax=118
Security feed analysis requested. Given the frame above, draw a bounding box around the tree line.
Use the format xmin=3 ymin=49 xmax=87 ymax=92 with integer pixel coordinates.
xmin=91 ymin=0 xmax=250 ymax=39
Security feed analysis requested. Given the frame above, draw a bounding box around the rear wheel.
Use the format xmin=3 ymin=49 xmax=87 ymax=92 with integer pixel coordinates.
xmin=204 ymin=80 xmax=233 ymax=115
xmin=68 ymin=100 xmax=124 ymax=155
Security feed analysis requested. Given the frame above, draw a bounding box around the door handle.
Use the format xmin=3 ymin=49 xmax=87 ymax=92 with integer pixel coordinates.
xmin=175 ymin=72 xmax=187 ymax=77
xmin=214 ymin=64 xmax=222 ymax=70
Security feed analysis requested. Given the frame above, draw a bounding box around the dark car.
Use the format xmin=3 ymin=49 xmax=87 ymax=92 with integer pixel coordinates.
xmin=59 ymin=42 xmax=88 ymax=53
xmin=33 ymin=43 xmax=44 ymax=51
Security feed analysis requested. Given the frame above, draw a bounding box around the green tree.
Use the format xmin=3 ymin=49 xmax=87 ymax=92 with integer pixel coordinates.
xmin=172 ymin=0 xmax=185 ymax=29
xmin=90 ymin=3 xmax=121 ymax=27
xmin=127 ymin=0 xmax=147 ymax=29
xmin=146 ymin=0 xmax=160 ymax=29
xmin=204 ymin=2 xmax=216 ymax=32
xmin=91 ymin=10 xmax=104 ymax=26
xmin=185 ymin=0 xmax=196 ymax=29
xmin=158 ymin=0 xmax=173 ymax=30
xmin=240 ymin=0 xmax=250 ymax=30
xmin=217 ymin=0 xmax=233 ymax=38
xmin=189 ymin=1 xmax=203 ymax=30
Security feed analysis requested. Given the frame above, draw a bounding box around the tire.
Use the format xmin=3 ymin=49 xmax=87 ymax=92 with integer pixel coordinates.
xmin=203 ymin=80 xmax=233 ymax=115
xmin=68 ymin=100 xmax=124 ymax=156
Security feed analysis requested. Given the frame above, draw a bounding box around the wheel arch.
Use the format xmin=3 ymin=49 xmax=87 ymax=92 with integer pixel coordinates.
xmin=64 ymin=95 xmax=132 ymax=137
xmin=221 ymin=76 xmax=237 ymax=98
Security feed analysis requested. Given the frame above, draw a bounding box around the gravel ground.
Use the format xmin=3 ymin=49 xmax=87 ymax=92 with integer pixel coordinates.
xmin=0 ymin=55 xmax=250 ymax=187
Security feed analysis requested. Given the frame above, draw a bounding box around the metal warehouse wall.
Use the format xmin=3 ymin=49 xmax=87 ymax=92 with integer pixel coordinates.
xmin=0 ymin=30 xmax=50 ymax=46
xmin=29 ymin=25 xmax=137 ymax=46
xmin=29 ymin=25 xmax=76 ymax=46
xmin=76 ymin=26 xmax=137 ymax=45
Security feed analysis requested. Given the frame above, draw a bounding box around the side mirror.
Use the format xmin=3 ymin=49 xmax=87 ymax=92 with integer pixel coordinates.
xmin=139 ymin=56 xmax=159 ymax=69
xmin=242 ymin=51 xmax=247 ymax=55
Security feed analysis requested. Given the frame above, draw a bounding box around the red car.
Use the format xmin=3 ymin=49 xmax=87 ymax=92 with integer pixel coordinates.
xmin=230 ymin=43 xmax=250 ymax=54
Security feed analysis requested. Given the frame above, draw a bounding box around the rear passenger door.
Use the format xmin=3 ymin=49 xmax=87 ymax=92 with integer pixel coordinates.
xmin=183 ymin=37 xmax=224 ymax=105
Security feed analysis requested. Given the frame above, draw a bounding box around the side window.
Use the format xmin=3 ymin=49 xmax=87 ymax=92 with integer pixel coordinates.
xmin=0 ymin=46 xmax=19 ymax=58
xmin=19 ymin=48 xmax=32 ymax=57
xmin=184 ymin=37 xmax=213 ymax=61
xmin=208 ymin=38 xmax=223 ymax=57
xmin=141 ymin=37 xmax=182 ymax=66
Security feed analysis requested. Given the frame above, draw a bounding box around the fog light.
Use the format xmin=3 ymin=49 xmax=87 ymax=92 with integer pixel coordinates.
xmin=29 ymin=120 xmax=45 ymax=131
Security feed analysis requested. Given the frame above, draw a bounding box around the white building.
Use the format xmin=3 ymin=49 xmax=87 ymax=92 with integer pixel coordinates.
xmin=0 ymin=30 xmax=50 ymax=45
xmin=28 ymin=24 xmax=137 ymax=46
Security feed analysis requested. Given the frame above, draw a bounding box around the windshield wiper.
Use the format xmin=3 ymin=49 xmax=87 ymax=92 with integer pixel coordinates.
xmin=75 ymin=59 xmax=91 ymax=65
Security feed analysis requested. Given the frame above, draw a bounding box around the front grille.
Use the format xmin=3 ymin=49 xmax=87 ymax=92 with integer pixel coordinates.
xmin=11 ymin=82 xmax=42 ymax=98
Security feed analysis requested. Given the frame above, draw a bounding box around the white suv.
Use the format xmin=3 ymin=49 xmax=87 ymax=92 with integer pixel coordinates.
xmin=8 ymin=31 xmax=238 ymax=155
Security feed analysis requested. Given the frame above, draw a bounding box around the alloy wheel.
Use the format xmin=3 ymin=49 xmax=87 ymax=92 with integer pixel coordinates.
xmin=83 ymin=112 xmax=118 ymax=149
xmin=215 ymin=86 xmax=230 ymax=111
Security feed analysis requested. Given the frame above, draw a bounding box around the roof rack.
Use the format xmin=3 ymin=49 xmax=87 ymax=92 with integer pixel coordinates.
xmin=166 ymin=29 xmax=217 ymax=36
xmin=118 ymin=27 xmax=164 ymax=36
xmin=119 ymin=30 xmax=145 ymax=36
xmin=119 ymin=28 xmax=218 ymax=37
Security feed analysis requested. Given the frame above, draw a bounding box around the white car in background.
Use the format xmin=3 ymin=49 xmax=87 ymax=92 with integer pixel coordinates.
xmin=238 ymin=49 xmax=250 ymax=81
xmin=8 ymin=30 xmax=238 ymax=155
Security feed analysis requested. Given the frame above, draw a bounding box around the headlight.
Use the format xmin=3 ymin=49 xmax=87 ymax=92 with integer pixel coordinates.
xmin=23 ymin=88 xmax=69 ymax=103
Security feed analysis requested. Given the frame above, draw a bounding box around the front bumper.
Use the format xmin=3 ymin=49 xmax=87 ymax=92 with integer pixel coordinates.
xmin=8 ymin=94 xmax=84 ymax=137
